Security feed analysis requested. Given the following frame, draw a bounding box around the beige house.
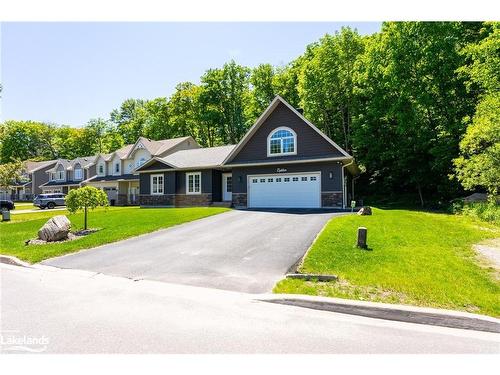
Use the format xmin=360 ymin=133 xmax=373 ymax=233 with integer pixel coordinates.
xmin=84 ymin=136 xmax=199 ymax=205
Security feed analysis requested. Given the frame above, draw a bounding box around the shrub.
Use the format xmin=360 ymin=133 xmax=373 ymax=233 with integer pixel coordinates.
xmin=452 ymin=199 xmax=500 ymax=225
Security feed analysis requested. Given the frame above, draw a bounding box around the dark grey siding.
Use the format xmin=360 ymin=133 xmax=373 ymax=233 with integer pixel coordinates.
xmin=86 ymin=164 xmax=97 ymax=180
xmin=140 ymin=171 xmax=175 ymax=195
xmin=230 ymin=102 xmax=344 ymax=164
xmin=175 ymin=170 xmax=213 ymax=194
xmin=212 ymin=170 xmax=222 ymax=201
xmin=232 ymin=161 xmax=343 ymax=194
xmin=32 ymin=164 xmax=55 ymax=195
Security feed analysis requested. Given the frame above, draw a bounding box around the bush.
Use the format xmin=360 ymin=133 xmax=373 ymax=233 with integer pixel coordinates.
xmin=452 ymin=200 xmax=500 ymax=225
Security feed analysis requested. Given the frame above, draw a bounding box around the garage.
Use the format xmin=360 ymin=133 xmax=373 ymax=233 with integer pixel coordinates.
xmin=248 ymin=172 xmax=321 ymax=208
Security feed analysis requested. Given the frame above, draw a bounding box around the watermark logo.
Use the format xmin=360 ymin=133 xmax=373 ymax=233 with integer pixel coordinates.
xmin=1 ymin=330 xmax=49 ymax=353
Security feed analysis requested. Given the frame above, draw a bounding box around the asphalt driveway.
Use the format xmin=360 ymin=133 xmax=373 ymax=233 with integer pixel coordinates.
xmin=42 ymin=209 xmax=343 ymax=293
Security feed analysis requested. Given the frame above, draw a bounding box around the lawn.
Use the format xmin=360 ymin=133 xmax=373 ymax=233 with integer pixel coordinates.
xmin=0 ymin=206 xmax=230 ymax=263
xmin=274 ymin=208 xmax=500 ymax=317
xmin=12 ymin=202 xmax=35 ymax=210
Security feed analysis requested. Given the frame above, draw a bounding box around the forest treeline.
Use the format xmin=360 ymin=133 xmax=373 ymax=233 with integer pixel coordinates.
xmin=1 ymin=22 xmax=498 ymax=203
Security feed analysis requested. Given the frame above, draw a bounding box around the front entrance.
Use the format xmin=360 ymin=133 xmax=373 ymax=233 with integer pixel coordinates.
xmin=222 ymin=173 xmax=232 ymax=201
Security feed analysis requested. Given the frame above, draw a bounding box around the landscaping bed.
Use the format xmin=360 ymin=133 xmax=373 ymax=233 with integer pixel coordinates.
xmin=0 ymin=206 xmax=229 ymax=263
xmin=273 ymin=208 xmax=500 ymax=317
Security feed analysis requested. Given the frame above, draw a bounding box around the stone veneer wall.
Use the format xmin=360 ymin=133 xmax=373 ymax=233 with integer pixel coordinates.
xmin=232 ymin=193 xmax=247 ymax=208
xmin=139 ymin=194 xmax=175 ymax=206
xmin=174 ymin=193 xmax=212 ymax=207
xmin=321 ymin=192 xmax=343 ymax=208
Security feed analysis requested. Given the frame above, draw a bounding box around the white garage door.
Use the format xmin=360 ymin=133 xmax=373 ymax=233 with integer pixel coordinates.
xmin=248 ymin=172 xmax=321 ymax=208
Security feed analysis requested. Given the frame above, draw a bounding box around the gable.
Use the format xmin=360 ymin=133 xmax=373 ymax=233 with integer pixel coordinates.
xmin=229 ymin=101 xmax=345 ymax=164
xmin=137 ymin=160 xmax=173 ymax=172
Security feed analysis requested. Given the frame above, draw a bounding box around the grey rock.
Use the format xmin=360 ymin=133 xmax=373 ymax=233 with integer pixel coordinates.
xmin=38 ymin=215 xmax=71 ymax=242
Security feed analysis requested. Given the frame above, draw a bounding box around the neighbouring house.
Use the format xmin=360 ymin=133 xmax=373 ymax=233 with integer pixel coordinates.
xmin=84 ymin=136 xmax=200 ymax=205
xmin=39 ymin=156 xmax=97 ymax=194
xmin=0 ymin=160 xmax=57 ymax=201
xmin=136 ymin=96 xmax=357 ymax=209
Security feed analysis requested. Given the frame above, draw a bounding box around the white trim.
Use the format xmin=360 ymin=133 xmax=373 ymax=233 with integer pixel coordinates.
xmin=150 ymin=174 xmax=164 ymax=195
xmin=222 ymin=95 xmax=351 ymax=164
xmin=133 ymin=156 xmax=177 ymax=173
xmin=186 ymin=172 xmax=201 ymax=195
xmin=227 ymin=157 xmax=350 ymax=168
xmin=222 ymin=172 xmax=232 ymax=202
xmin=74 ymin=168 xmax=83 ymax=180
xmin=267 ymin=126 xmax=297 ymax=157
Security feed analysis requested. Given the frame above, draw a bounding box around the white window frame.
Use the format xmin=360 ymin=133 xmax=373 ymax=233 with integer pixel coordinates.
xmin=186 ymin=172 xmax=201 ymax=195
xmin=150 ymin=174 xmax=164 ymax=195
xmin=74 ymin=168 xmax=83 ymax=180
xmin=267 ymin=126 xmax=297 ymax=157
xmin=56 ymin=170 xmax=65 ymax=181
xmin=115 ymin=162 xmax=120 ymax=174
xmin=50 ymin=172 xmax=56 ymax=181
xmin=98 ymin=163 xmax=105 ymax=175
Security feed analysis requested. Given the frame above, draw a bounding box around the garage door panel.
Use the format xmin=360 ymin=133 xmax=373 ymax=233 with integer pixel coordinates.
xmin=248 ymin=173 xmax=321 ymax=208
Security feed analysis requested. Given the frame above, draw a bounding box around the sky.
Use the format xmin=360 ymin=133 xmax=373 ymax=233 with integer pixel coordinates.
xmin=1 ymin=22 xmax=381 ymax=126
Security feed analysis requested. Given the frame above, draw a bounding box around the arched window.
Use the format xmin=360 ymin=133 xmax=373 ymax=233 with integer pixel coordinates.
xmin=267 ymin=127 xmax=297 ymax=156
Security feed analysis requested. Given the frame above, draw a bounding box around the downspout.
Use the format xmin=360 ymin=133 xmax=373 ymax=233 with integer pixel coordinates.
xmin=341 ymin=159 xmax=354 ymax=209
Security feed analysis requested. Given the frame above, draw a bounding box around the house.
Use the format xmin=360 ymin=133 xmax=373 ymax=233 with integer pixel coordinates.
xmin=136 ymin=96 xmax=357 ymax=209
xmin=0 ymin=160 xmax=57 ymax=200
xmin=84 ymin=136 xmax=200 ymax=205
xmin=39 ymin=157 xmax=97 ymax=194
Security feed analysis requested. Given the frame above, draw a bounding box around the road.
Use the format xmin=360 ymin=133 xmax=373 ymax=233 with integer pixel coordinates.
xmin=42 ymin=209 xmax=340 ymax=293
xmin=1 ymin=263 xmax=498 ymax=354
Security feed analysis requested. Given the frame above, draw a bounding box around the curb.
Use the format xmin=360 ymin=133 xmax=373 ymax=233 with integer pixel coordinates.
xmin=0 ymin=255 xmax=32 ymax=268
xmin=259 ymin=294 xmax=500 ymax=333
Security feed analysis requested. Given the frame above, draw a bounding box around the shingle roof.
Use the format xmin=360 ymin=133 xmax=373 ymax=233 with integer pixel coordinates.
xmin=126 ymin=136 xmax=194 ymax=159
xmin=158 ymin=145 xmax=236 ymax=169
xmin=25 ymin=160 xmax=57 ymax=173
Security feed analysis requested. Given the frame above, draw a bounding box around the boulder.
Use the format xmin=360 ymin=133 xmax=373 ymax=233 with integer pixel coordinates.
xmin=357 ymin=206 xmax=372 ymax=216
xmin=463 ymin=193 xmax=488 ymax=203
xmin=38 ymin=215 xmax=71 ymax=242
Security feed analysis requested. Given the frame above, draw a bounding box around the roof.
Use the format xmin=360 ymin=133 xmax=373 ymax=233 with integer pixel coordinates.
xmin=40 ymin=180 xmax=81 ymax=187
xmin=46 ymin=159 xmax=71 ymax=172
xmin=26 ymin=160 xmax=57 ymax=173
xmin=140 ymin=145 xmax=236 ymax=170
xmin=85 ymin=174 xmax=139 ymax=183
xmin=125 ymin=136 xmax=195 ymax=159
xmin=69 ymin=156 xmax=97 ymax=169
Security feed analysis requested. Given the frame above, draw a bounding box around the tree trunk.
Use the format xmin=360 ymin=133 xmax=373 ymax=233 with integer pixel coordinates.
xmin=417 ymin=184 xmax=424 ymax=207
xmin=84 ymin=206 xmax=88 ymax=230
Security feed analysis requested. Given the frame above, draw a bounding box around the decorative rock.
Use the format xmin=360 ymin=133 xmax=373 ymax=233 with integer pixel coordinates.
xmin=357 ymin=206 xmax=372 ymax=215
xmin=38 ymin=215 xmax=71 ymax=242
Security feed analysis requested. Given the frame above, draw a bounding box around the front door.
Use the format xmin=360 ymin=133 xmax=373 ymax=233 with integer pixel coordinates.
xmin=222 ymin=173 xmax=232 ymax=201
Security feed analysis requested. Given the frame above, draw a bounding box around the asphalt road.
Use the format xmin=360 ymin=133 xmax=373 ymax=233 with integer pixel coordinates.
xmin=42 ymin=209 xmax=341 ymax=293
xmin=1 ymin=264 xmax=498 ymax=354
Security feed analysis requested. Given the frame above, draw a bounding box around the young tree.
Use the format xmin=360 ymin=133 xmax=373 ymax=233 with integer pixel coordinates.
xmin=65 ymin=186 xmax=109 ymax=230
xmin=0 ymin=160 xmax=25 ymax=193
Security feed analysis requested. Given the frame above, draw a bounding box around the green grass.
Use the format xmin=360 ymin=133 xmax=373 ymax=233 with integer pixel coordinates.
xmin=0 ymin=206 xmax=230 ymax=263
xmin=12 ymin=202 xmax=35 ymax=210
xmin=274 ymin=208 xmax=500 ymax=317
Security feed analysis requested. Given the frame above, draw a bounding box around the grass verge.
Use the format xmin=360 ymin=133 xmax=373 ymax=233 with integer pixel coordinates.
xmin=273 ymin=208 xmax=500 ymax=317
xmin=0 ymin=206 xmax=229 ymax=263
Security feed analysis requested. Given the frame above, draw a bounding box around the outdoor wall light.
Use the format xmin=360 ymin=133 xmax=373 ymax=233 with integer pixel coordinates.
xmin=329 ymin=172 xmax=333 ymax=179
xmin=238 ymin=176 xmax=242 ymax=182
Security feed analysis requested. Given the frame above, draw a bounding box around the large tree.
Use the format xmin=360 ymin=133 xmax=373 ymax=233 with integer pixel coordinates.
xmin=169 ymin=82 xmax=203 ymax=143
xmin=110 ymin=98 xmax=146 ymax=144
xmin=454 ymin=22 xmax=500 ymax=197
xmin=247 ymin=64 xmax=276 ymax=123
xmin=299 ymin=27 xmax=365 ymax=154
xmin=352 ymin=22 xmax=482 ymax=205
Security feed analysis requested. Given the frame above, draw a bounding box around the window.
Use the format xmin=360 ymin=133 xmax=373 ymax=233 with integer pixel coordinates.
xmin=276 ymin=178 xmax=282 ymax=182
xmin=267 ymin=127 xmax=297 ymax=156
xmin=50 ymin=172 xmax=56 ymax=181
xmin=284 ymin=177 xmax=290 ymax=182
xmin=310 ymin=176 xmax=317 ymax=181
xmin=260 ymin=178 xmax=266 ymax=183
xmin=98 ymin=164 xmax=104 ymax=175
xmin=115 ymin=163 xmax=120 ymax=173
xmin=226 ymin=176 xmax=232 ymax=192
xmin=56 ymin=170 xmax=65 ymax=180
xmin=151 ymin=174 xmax=164 ymax=195
xmin=74 ymin=169 xmax=83 ymax=180
xmin=252 ymin=178 xmax=258 ymax=183
xmin=186 ymin=172 xmax=201 ymax=194
xmin=268 ymin=178 xmax=273 ymax=182
xmin=301 ymin=176 xmax=307 ymax=181
xmin=292 ymin=177 xmax=299 ymax=182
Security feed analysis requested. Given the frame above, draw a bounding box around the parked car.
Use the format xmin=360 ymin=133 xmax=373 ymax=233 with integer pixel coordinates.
xmin=0 ymin=199 xmax=15 ymax=211
xmin=33 ymin=193 xmax=66 ymax=209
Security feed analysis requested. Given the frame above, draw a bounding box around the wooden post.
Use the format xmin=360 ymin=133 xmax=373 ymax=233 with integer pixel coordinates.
xmin=357 ymin=227 xmax=367 ymax=249
xmin=84 ymin=206 xmax=88 ymax=230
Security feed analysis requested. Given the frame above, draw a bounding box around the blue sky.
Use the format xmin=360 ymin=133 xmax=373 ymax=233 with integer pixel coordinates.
xmin=1 ymin=22 xmax=381 ymax=126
